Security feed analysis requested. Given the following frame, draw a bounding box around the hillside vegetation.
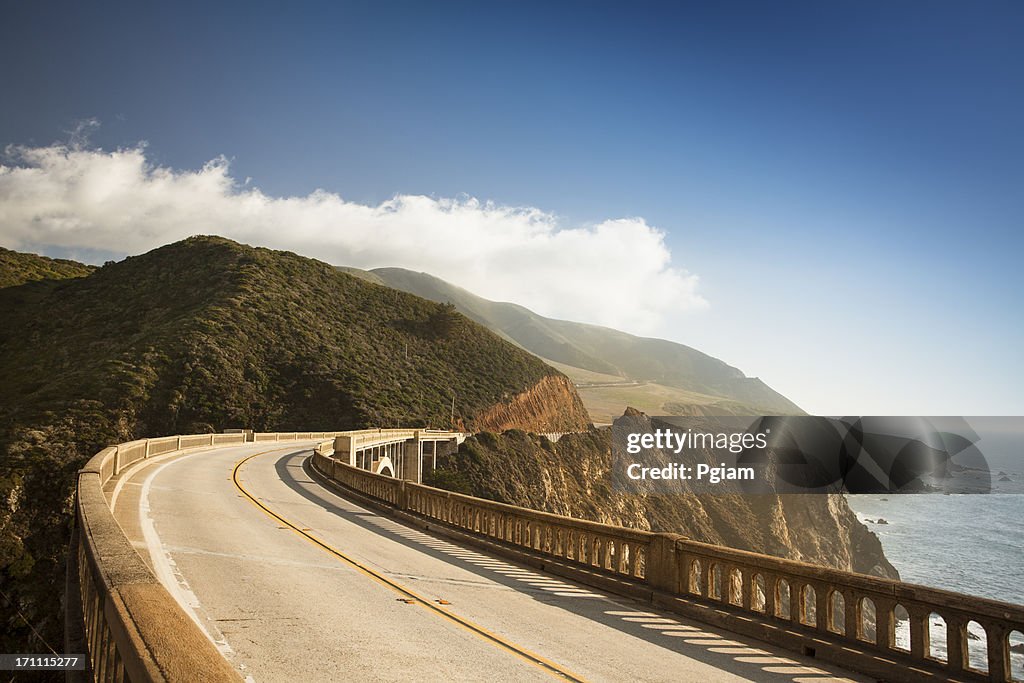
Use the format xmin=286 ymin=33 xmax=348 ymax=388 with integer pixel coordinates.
xmin=341 ymin=266 xmax=803 ymax=416
xmin=0 ymin=236 xmax=588 ymax=654
xmin=542 ymin=359 xmax=772 ymax=424
xmin=0 ymin=246 xmax=95 ymax=288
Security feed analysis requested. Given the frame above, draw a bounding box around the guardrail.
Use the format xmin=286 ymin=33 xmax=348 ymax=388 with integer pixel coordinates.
xmin=72 ymin=431 xmax=1024 ymax=682
xmin=72 ymin=430 xmax=344 ymax=682
xmin=252 ymin=431 xmax=344 ymax=442
xmin=310 ymin=451 xmax=1024 ymax=683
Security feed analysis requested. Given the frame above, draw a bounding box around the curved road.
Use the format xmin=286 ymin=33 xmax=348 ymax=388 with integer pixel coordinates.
xmin=110 ymin=442 xmax=867 ymax=683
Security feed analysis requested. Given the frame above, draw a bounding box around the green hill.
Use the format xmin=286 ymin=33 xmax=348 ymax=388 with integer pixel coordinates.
xmin=341 ymin=266 xmax=803 ymax=415
xmin=0 ymin=236 xmax=588 ymax=654
xmin=0 ymin=246 xmax=95 ymax=288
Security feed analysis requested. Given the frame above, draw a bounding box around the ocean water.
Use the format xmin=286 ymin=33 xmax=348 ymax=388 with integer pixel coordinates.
xmin=847 ymin=494 xmax=1024 ymax=605
xmin=846 ymin=485 xmax=1024 ymax=672
xmin=845 ymin=418 xmax=1024 ymax=603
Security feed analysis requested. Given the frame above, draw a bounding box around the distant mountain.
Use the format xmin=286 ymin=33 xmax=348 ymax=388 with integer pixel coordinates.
xmin=0 ymin=246 xmax=94 ymax=288
xmin=339 ymin=266 xmax=802 ymax=416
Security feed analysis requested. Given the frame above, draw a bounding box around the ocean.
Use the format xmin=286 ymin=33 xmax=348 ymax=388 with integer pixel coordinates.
xmin=847 ymin=494 xmax=1024 ymax=605
xmin=845 ymin=435 xmax=1023 ymax=674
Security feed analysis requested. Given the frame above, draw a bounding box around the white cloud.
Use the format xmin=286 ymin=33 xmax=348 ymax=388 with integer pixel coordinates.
xmin=0 ymin=142 xmax=707 ymax=333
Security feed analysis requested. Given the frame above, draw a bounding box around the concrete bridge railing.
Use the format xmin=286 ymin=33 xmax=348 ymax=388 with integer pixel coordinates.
xmin=71 ymin=429 xmax=1024 ymax=682
xmin=72 ymin=430 xmax=348 ymax=682
xmin=310 ymin=450 xmax=1024 ymax=683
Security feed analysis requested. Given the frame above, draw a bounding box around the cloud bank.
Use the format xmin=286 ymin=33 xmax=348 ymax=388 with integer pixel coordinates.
xmin=0 ymin=142 xmax=706 ymax=333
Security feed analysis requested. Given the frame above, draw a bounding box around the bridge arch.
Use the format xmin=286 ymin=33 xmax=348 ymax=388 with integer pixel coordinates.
xmin=893 ymin=603 xmax=911 ymax=652
xmin=373 ymin=458 xmax=395 ymax=478
xmin=1009 ymin=629 xmax=1023 ymax=681
xmin=926 ymin=612 xmax=947 ymax=662
xmin=858 ymin=596 xmax=876 ymax=643
xmin=775 ymin=578 xmax=791 ymax=619
xmin=828 ymin=589 xmax=845 ymax=635
xmin=966 ymin=619 xmax=988 ymax=674
xmin=688 ymin=559 xmax=703 ymax=595
xmin=800 ymin=584 xmax=816 ymax=626
xmin=751 ymin=573 xmax=766 ymax=613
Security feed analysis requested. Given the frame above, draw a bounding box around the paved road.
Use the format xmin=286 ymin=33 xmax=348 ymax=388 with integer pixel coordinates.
xmin=110 ymin=442 xmax=868 ymax=683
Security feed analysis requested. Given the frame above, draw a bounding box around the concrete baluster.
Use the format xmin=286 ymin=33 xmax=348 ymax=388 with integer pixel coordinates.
xmin=908 ymin=604 xmax=928 ymax=658
xmin=985 ymin=622 xmax=1010 ymax=683
xmin=646 ymin=534 xmax=680 ymax=592
xmin=740 ymin=566 xmax=753 ymax=610
xmin=396 ymin=480 xmax=407 ymax=510
xmin=790 ymin=582 xmax=802 ymax=625
xmin=815 ymin=583 xmax=830 ymax=632
xmin=874 ymin=598 xmax=894 ymax=650
xmin=945 ymin=614 xmax=966 ymax=673
xmin=763 ymin=573 xmax=776 ymax=617
xmin=843 ymin=590 xmax=858 ymax=639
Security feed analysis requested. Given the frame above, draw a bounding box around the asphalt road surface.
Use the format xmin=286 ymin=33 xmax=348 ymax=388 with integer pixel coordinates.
xmin=110 ymin=442 xmax=868 ymax=683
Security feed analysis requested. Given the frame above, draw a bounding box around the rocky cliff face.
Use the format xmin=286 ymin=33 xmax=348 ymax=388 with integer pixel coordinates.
xmin=472 ymin=374 xmax=591 ymax=433
xmin=427 ymin=419 xmax=897 ymax=579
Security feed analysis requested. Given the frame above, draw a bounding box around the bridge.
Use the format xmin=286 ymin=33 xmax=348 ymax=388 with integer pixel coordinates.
xmin=68 ymin=430 xmax=1024 ymax=682
xmin=327 ymin=428 xmax=467 ymax=480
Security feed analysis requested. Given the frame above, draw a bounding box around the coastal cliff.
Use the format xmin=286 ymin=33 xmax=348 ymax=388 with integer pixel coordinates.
xmin=472 ymin=374 xmax=591 ymax=433
xmin=428 ymin=422 xmax=898 ymax=578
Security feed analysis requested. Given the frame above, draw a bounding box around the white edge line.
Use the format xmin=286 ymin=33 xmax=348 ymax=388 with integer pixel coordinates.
xmin=138 ymin=454 xmax=236 ymax=657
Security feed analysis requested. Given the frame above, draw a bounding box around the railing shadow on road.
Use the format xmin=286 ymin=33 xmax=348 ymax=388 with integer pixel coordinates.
xmin=269 ymin=450 xmax=864 ymax=683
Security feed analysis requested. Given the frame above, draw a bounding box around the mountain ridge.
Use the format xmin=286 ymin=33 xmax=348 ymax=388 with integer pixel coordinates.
xmin=0 ymin=245 xmax=95 ymax=288
xmin=341 ymin=265 xmax=803 ymax=416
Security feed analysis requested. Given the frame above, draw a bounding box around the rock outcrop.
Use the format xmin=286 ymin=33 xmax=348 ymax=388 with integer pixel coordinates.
xmin=428 ymin=415 xmax=898 ymax=579
xmin=472 ymin=374 xmax=591 ymax=433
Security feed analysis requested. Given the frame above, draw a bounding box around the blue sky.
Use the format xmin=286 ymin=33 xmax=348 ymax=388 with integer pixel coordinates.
xmin=1 ymin=1 xmax=1021 ymax=415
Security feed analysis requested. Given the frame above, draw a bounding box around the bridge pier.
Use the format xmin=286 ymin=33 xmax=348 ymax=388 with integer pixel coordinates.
xmin=401 ymin=441 xmax=421 ymax=482
xmin=333 ymin=430 xmax=464 ymax=484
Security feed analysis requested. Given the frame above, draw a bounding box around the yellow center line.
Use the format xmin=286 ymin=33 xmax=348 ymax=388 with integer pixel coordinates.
xmin=232 ymin=448 xmax=589 ymax=683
